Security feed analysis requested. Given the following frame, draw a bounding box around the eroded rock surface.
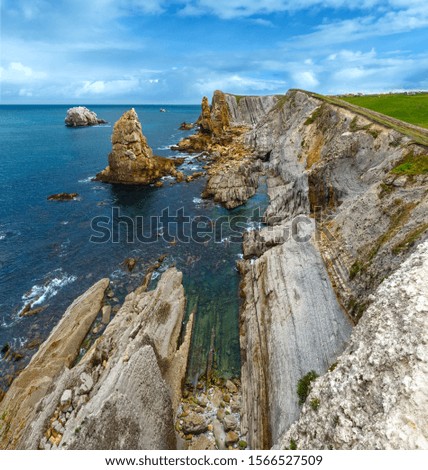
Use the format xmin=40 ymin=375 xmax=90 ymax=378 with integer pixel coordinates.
xmin=96 ymin=108 xmax=182 ymax=184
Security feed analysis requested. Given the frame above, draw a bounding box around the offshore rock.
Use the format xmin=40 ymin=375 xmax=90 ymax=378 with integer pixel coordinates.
xmin=64 ymin=107 xmax=106 ymax=127
xmin=0 ymin=268 xmax=193 ymax=449
xmin=280 ymin=240 xmax=428 ymax=449
xmin=96 ymin=108 xmax=182 ymax=184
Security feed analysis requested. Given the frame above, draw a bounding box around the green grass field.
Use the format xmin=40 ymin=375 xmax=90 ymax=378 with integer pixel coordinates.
xmin=340 ymin=93 xmax=428 ymax=130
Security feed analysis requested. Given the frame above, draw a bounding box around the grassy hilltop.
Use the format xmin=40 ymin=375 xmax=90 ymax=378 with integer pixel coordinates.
xmin=340 ymin=93 xmax=428 ymax=130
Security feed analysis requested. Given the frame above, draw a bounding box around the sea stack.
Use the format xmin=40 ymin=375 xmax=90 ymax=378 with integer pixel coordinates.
xmin=64 ymin=106 xmax=106 ymax=127
xmin=96 ymin=108 xmax=182 ymax=184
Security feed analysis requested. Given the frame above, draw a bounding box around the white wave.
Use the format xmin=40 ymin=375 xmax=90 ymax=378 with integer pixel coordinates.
xmin=78 ymin=175 xmax=95 ymax=183
xmin=0 ymin=232 xmax=5 ymax=241
xmin=236 ymin=253 xmax=244 ymax=259
xmin=151 ymin=271 xmax=160 ymax=280
xmin=193 ymin=197 xmax=203 ymax=205
xmin=157 ymin=145 xmax=173 ymax=151
xmin=21 ymin=270 xmax=77 ymax=309
xmin=60 ymin=221 xmax=69 ymax=225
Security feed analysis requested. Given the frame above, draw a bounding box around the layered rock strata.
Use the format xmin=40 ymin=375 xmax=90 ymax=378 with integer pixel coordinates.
xmin=280 ymin=240 xmax=428 ymax=449
xmin=0 ymin=268 xmax=192 ymax=450
xmin=96 ymin=108 xmax=183 ymax=184
xmin=65 ymin=106 xmax=106 ymax=127
xmin=236 ymin=89 xmax=428 ymax=449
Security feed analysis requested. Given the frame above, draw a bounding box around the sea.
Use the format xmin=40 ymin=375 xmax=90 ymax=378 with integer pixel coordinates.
xmin=0 ymin=104 xmax=268 ymax=390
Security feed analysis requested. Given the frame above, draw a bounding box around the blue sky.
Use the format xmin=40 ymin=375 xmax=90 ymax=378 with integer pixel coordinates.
xmin=1 ymin=0 xmax=428 ymax=103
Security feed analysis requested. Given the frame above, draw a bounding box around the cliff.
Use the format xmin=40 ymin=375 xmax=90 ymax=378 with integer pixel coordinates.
xmin=211 ymin=89 xmax=428 ymax=449
xmin=96 ymin=108 xmax=183 ymax=185
xmin=0 ymin=268 xmax=192 ymax=449
xmin=65 ymin=106 xmax=106 ymax=127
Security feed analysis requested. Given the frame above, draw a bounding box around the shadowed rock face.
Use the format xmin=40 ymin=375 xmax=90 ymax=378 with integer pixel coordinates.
xmin=65 ymin=107 xmax=106 ymax=127
xmin=96 ymin=108 xmax=181 ymax=184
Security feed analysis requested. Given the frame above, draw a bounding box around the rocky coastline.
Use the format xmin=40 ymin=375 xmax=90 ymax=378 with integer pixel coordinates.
xmin=1 ymin=89 xmax=427 ymax=450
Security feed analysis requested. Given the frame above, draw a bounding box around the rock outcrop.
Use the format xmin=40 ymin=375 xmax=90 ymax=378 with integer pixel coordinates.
xmin=64 ymin=107 xmax=106 ymax=127
xmin=0 ymin=268 xmax=193 ymax=450
xmin=96 ymin=108 xmax=183 ymax=184
xmin=175 ymin=91 xmax=279 ymax=208
xmin=280 ymin=240 xmax=428 ymax=449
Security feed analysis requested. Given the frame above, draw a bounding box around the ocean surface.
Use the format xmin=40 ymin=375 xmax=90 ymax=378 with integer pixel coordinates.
xmin=0 ymin=105 xmax=267 ymax=390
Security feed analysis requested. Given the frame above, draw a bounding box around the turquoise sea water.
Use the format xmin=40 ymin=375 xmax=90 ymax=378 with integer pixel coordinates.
xmin=0 ymin=105 xmax=267 ymax=389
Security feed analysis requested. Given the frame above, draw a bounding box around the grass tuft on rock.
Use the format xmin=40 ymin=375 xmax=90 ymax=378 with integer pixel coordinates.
xmin=391 ymin=151 xmax=428 ymax=175
xmin=297 ymin=370 xmax=319 ymax=405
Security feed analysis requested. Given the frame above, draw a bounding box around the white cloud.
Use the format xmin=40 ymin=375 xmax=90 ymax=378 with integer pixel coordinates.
xmin=195 ymin=74 xmax=287 ymax=94
xmin=75 ymin=78 xmax=140 ymax=96
xmin=0 ymin=62 xmax=47 ymax=82
xmin=292 ymin=71 xmax=319 ymax=88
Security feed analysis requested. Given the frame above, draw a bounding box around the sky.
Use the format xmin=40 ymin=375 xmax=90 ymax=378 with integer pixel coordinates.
xmin=1 ymin=0 xmax=428 ymax=104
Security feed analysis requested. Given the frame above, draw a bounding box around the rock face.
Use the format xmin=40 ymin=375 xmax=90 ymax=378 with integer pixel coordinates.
xmin=280 ymin=240 xmax=428 ymax=450
xmin=0 ymin=278 xmax=109 ymax=449
xmin=209 ymin=89 xmax=428 ymax=449
xmin=0 ymin=268 xmax=193 ymax=450
xmin=65 ymin=107 xmax=106 ymax=127
xmin=96 ymin=108 xmax=182 ymax=184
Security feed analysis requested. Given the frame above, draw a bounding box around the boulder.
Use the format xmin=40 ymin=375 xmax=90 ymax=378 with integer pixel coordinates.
xmin=181 ymin=412 xmax=208 ymax=435
xmin=223 ymin=414 xmax=238 ymax=432
xmin=64 ymin=107 xmax=106 ymax=127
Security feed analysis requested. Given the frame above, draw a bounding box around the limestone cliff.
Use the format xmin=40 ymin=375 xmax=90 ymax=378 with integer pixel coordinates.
xmin=0 ymin=268 xmax=192 ymax=450
xmin=65 ymin=106 xmax=106 ymax=127
xmin=216 ymin=89 xmax=428 ymax=449
xmin=96 ymin=108 xmax=182 ymax=184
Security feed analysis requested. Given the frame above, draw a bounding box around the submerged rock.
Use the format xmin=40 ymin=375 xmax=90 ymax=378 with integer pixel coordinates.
xmin=64 ymin=107 xmax=106 ymax=127
xmin=96 ymin=108 xmax=183 ymax=185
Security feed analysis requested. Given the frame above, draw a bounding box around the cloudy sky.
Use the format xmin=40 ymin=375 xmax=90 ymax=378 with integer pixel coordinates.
xmin=1 ymin=0 xmax=428 ymax=103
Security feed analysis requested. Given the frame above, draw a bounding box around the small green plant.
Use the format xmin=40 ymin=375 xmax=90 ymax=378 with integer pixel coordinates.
xmin=310 ymin=398 xmax=320 ymax=411
xmin=328 ymin=362 xmax=338 ymax=372
xmin=297 ymin=371 xmax=318 ymax=405
xmin=274 ymin=94 xmax=288 ymax=111
xmin=349 ymin=260 xmax=364 ymax=279
xmin=304 ymin=106 xmax=323 ymax=125
xmin=391 ymin=151 xmax=428 ymax=175
xmin=289 ymin=439 xmax=297 ymax=450
xmin=238 ymin=440 xmax=247 ymax=449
